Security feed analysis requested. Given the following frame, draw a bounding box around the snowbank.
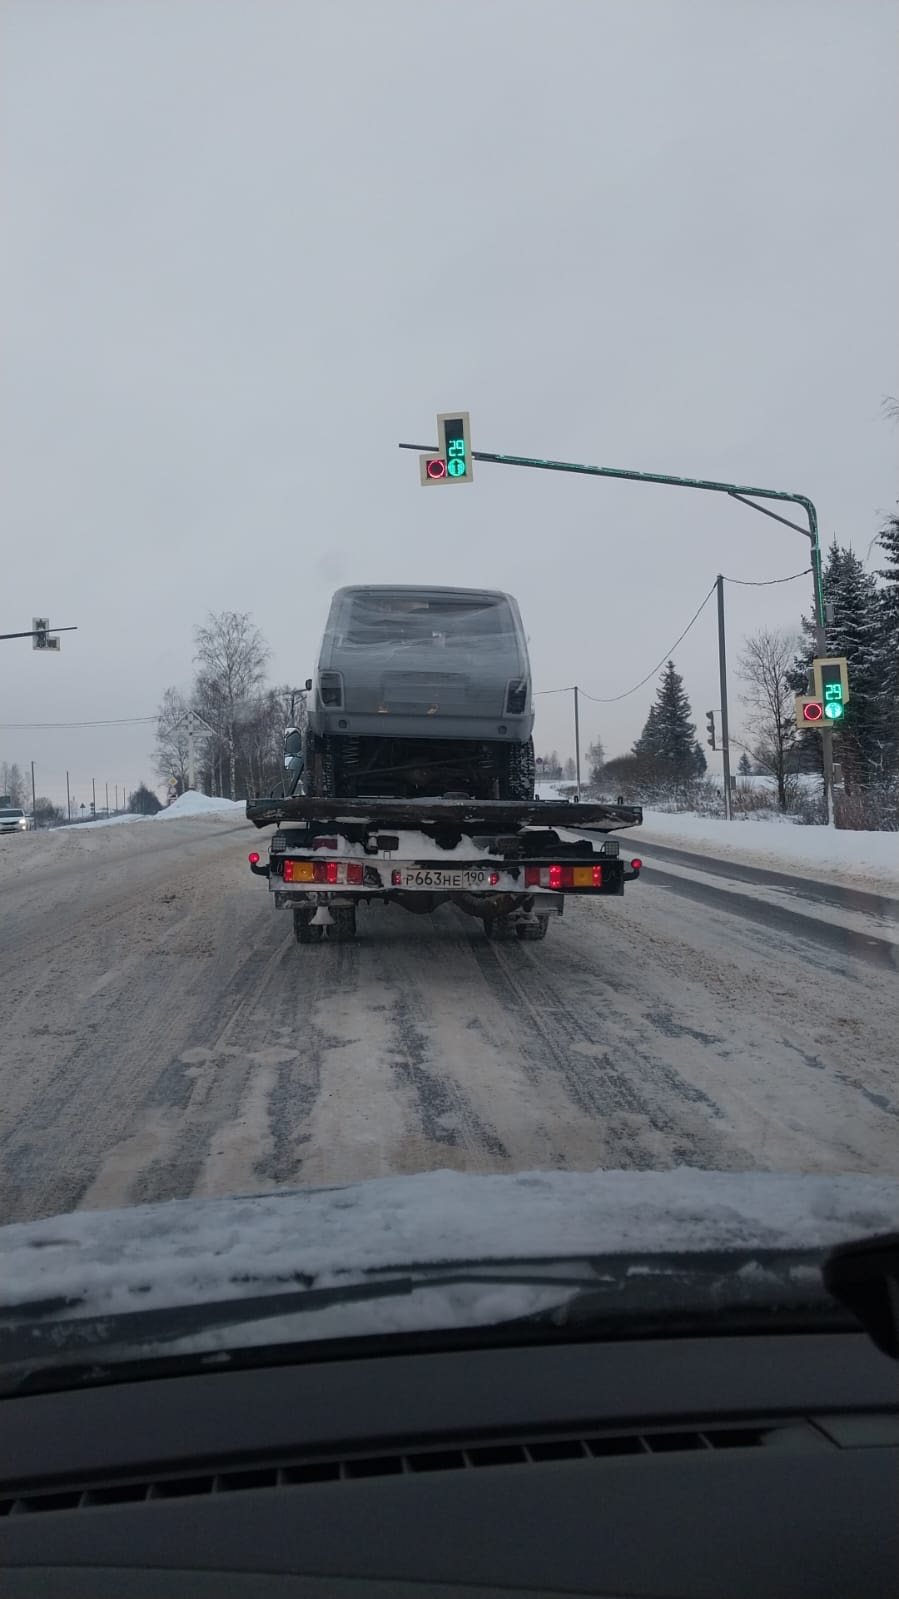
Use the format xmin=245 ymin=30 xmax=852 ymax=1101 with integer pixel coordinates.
xmin=64 ymin=813 xmax=148 ymax=830
xmin=157 ymin=790 xmax=246 ymax=820
xmin=633 ymin=809 xmax=899 ymax=893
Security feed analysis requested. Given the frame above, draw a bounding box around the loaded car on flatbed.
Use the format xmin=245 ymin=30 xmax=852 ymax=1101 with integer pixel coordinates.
xmin=246 ymin=585 xmax=642 ymax=944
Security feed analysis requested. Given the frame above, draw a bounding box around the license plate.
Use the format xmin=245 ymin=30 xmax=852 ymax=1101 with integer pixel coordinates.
xmin=400 ymin=868 xmax=491 ymax=889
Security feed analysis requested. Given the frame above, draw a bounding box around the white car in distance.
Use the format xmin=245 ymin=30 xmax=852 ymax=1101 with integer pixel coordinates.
xmin=0 ymin=806 xmax=29 ymax=834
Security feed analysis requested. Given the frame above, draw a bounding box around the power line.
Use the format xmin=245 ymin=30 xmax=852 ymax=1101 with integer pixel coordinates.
xmin=0 ymin=716 xmax=157 ymax=730
xmin=577 ymin=581 xmax=718 ymax=704
xmin=537 ymin=566 xmax=812 ymax=707
xmin=721 ymin=567 xmax=811 ymax=587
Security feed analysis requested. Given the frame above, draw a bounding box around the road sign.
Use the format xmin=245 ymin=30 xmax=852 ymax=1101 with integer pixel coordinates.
xmin=420 ymin=412 xmax=473 ymax=485
xmin=32 ymin=618 xmax=60 ymax=651
xmin=813 ymin=656 xmax=849 ymax=721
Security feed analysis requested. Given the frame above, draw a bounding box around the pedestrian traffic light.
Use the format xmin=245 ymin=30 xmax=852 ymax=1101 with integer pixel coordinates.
xmin=795 ymin=695 xmax=825 ymax=728
xmin=813 ymin=657 xmax=849 ymax=722
xmin=419 ymin=412 xmax=473 ymax=485
xmin=705 ymin=711 xmax=716 ymax=750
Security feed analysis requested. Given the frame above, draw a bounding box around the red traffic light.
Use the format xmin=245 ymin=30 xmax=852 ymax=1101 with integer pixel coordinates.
xmin=426 ymin=458 xmax=447 ymax=479
xmin=802 ymin=701 xmax=824 ymax=723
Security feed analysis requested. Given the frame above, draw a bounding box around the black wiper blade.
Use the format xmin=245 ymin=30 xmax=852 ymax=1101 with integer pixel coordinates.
xmin=0 ymin=1263 xmax=602 ymax=1376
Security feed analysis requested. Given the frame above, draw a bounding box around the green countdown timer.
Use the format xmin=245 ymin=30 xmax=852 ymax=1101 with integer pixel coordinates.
xmin=820 ymin=664 xmax=845 ymax=720
xmin=444 ymin=417 xmax=468 ymax=478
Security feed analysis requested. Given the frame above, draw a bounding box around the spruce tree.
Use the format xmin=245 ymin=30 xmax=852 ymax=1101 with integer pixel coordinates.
xmin=633 ymin=662 xmax=704 ymax=777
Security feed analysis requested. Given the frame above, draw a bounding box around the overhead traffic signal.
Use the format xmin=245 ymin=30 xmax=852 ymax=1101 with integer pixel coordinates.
xmin=705 ymin=710 xmax=716 ymax=750
xmin=420 ymin=412 xmax=473 ymax=485
xmin=32 ymin=617 xmax=60 ymax=651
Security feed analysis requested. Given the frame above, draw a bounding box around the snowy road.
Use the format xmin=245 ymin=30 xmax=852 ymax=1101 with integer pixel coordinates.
xmin=1 ymin=817 xmax=897 ymax=1225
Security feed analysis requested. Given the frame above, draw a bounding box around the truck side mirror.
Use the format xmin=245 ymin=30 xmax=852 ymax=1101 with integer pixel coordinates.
xmin=305 ymin=678 xmax=313 ymax=692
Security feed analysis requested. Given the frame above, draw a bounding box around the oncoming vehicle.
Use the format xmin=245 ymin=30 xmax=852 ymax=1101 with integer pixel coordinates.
xmin=0 ymin=806 xmax=28 ymax=834
xmin=304 ymin=585 xmax=535 ymax=800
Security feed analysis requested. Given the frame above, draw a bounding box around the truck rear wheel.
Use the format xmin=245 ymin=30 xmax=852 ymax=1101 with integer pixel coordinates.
xmin=293 ymin=907 xmax=323 ymax=944
xmin=517 ymin=916 xmax=550 ymax=941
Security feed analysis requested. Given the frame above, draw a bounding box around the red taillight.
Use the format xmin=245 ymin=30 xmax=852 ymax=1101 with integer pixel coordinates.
xmin=525 ymin=866 xmax=540 ymax=888
xmin=548 ymin=864 xmax=563 ymax=890
xmin=489 ymin=871 xmax=500 ymax=886
xmin=283 ymin=859 xmax=294 ymax=882
xmin=312 ymin=860 xmax=341 ymax=884
xmin=248 ymin=852 xmax=260 ymax=865
xmin=391 ymin=869 xmax=402 ymax=886
xmin=347 ymin=862 xmax=363 ymax=885
xmin=631 ymin=858 xmax=642 ymax=871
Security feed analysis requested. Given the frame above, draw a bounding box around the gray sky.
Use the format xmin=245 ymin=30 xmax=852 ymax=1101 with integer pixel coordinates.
xmin=2 ymin=0 xmax=896 ymax=807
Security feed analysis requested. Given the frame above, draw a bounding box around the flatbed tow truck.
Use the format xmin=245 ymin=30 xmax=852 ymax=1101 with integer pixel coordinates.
xmin=246 ymin=794 xmax=643 ymax=945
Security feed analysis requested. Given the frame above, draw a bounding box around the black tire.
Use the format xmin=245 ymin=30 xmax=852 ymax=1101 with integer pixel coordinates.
xmin=502 ymin=737 xmax=536 ymax=801
xmin=516 ymin=916 xmax=549 ymax=941
xmin=327 ymin=905 xmax=357 ymax=942
xmin=293 ymin=907 xmax=322 ymax=944
xmin=483 ymin=915 xmax=516 ymax=941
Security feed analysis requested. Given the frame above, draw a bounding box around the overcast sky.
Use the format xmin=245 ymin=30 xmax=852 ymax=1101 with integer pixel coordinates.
xmin=2 ymin=0 xmax=896 ymax=807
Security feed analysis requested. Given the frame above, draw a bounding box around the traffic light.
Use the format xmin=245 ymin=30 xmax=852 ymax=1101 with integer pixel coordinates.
xmin=814 ymin=657 xmax=849 ymax=722
xmin=32 ymin=617 xmax=60 ymax=651
xmin=419 ymin=412 xmax=473 ymax=485
xmin=795 ymin=695 xmax=825 ymax=729
xmin=705 ymin=710 xmax=716 ymax=750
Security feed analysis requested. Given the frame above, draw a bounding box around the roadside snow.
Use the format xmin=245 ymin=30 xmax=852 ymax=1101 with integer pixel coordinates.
xmin=632 ymin=810 xmax=899 ymax=894
xmin=158 ymin=790 xmax=246 ymax=820
xmin=64 ymin=813 xmax=148 ymax=830
xmin=3 ymin=1169 xmax=899 ymax=1321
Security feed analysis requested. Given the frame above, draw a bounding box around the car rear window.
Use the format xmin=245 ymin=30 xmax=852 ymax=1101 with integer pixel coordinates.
xmin=342 ymin=593 xmax=516 ymax=645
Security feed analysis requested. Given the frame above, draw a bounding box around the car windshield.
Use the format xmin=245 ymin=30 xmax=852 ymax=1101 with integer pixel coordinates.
xmin=1 ymin=1 xmax=897 ymax=1381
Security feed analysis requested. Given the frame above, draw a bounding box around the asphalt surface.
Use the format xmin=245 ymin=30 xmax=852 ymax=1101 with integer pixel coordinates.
xmin=1 ymin=817 xmax=896 ymax=1225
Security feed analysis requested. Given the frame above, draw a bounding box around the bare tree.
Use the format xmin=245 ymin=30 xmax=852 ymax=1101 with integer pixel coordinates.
xmin=153 ymin=687 xmax=191 ymax=795
xmin=194 ymin=612 xmax=270 ymax=799
xmin=586 ymin=737 xmax=605 ymax=787
xmin=738 ymin=628 xmax=800 ymax=812
xmin=0 ymin=761 xmax=27 ymax=805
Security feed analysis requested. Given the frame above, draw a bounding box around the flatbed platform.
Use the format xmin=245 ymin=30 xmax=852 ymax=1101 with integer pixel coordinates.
xmin=246 ymin=795 xmax=643 ymax=833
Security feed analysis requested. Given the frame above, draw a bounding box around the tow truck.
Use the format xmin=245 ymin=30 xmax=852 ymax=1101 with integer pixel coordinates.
xmin=246 ymin=794 xmax=643 ymax=944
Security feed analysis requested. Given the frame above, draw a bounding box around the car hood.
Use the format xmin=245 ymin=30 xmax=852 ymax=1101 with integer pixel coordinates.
xmin=3 ymin=1167 xmax=898 ymax=1324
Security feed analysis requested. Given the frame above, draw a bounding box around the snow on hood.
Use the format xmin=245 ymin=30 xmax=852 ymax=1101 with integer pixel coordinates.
xmin=2 ymin=1168 xmax=898 ymax=1319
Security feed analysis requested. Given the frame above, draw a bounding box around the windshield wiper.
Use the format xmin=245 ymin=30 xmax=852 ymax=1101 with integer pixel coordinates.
xmin=0 ymin=1248 xmax=856 ymax=1391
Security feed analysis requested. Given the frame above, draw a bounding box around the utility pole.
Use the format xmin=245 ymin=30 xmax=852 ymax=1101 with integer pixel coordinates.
xmin=31 ymin=760 xmax=37 ymax=827
xmin=716 ymin=576 xmax=732 ymax=821
xmin=92 ymin=777 xmax=96 ymax=816
xmin=105 ymin=782 xmax=109 ymax=817
xmin=66 ymin=771 xmax=71 ymax=821
xmin=573 ymin=686 xmax=581 ymax=800
xmin=187 ymin=710 xmax=196 ymax=792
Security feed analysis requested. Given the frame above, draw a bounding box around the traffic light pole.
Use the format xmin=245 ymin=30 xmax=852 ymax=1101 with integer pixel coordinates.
xmin=400 ymin=440 xmax=831 ymax=823
xmin=716 ymin=576 xmax=732 ymax=822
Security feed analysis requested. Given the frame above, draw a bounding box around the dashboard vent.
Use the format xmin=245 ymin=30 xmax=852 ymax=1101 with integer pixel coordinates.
xmin=0 ymin=1419 xmax=832 ymax=1517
